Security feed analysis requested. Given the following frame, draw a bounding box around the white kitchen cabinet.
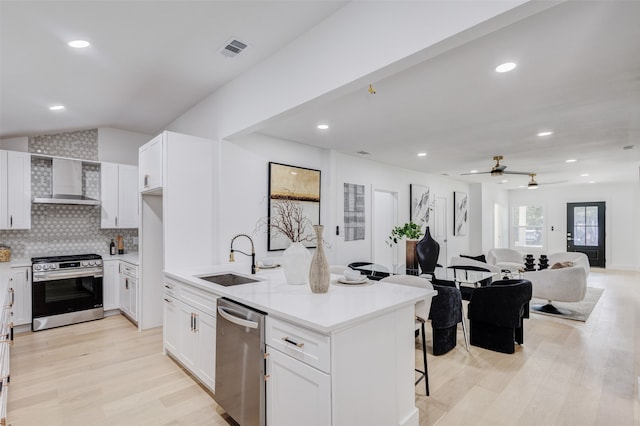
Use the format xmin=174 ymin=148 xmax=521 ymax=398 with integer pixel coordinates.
xmin=139 ymin=135 xmax=163 ymax=194
xmin=119 ymin=261 xmax=138 ymax=322
xmin=102 ymin=260 xmax=120 ymax=311
xmin=0 ymin=150 xmax=31 ymax=230
xmin=266 ymin=348 xmax=331 ymax=426
xmin=9 ymin=266 xmax=31 ymax=327
xmin=101 ymin=162 xmax=138 ymax=229
xmin=163 ymin=277 xmax=217 ymax=392
xmin=162 ymin=288 xmax=179 ymax=355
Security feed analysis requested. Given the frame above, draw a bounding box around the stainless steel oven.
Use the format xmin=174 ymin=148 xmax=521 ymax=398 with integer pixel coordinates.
xmin=31 ymin=254 xmax=104 ymax=331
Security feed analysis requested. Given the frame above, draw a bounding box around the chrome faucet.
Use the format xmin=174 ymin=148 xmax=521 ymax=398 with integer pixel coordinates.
xmin=229 ymin=234 xmax=256 ymax=274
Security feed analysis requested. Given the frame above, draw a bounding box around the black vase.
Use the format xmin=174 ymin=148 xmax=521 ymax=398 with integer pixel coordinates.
xmin=416 ymin=227 xmax=440 ymax=275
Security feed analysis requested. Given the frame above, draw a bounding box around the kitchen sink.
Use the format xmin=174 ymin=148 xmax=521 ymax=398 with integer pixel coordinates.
xmin=197 ymin=273 xmax=261 ymax=287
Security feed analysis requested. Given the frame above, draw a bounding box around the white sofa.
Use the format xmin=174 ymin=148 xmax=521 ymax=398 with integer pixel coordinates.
xmin=524 ymin=252 xmax=589 ymax=315
xmin=487 ymin=248 xmax=524 ymax=272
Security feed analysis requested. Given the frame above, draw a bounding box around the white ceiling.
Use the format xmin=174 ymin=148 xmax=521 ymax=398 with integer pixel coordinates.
xmin=256 ymin=1 xmax=640 ymax=188
xmin=1 ymin=1 xmax=638 ymax=189
xmin=0 ymin=0 xmax=346 ymax=137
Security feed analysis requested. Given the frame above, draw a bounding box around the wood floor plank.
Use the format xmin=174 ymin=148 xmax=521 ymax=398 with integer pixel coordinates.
xmin=7 ymin=268 xmax=640 ymax=425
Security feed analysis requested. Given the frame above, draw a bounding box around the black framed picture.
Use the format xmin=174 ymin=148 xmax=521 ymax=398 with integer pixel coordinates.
xmin=268 ymin=162 xmax=321 ymax=251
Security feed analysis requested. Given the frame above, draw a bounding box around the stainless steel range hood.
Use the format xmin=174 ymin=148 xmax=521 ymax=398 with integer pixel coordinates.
xmin=33 ymin=158 xmax=101 ymax=206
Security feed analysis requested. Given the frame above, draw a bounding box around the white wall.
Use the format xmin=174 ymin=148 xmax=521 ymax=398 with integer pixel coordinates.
xmin=98 ymin=128 xmax=151 ymax=165
xmin=480 ymin=183 xmax=510 ymax=253
xmin=333 ymin=151 xmax=471 ymax=268
xmin=217 ymin=134 xmax=332 ymax=267
xmin=508 ymin=182 xmax=640 ymax=270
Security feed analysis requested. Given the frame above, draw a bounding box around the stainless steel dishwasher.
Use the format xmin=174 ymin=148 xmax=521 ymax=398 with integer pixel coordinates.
xmin=215 ymin=298 xmax=267 ymax=426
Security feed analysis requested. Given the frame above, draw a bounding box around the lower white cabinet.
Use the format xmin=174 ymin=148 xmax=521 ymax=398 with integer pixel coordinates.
xmin=163 ymin=277 xmax=216 ymax=392
xmin=119 ymin=261 xmax=138 ymax=322
xmin=102 ymin=260 xmax=120 ymax=311
xmin=9 ymin=266 xmax=31 ymax=326
xmin=266 ymin=348 xmax=331 ymax=426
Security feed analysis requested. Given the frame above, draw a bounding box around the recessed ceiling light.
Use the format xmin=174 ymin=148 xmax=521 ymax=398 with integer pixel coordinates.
xmin=469 ymin=170 xmax=478 ymax=174
xmin=565 ymin=159 xmax=577 ymax=163
xmin=417 ymin=152 xmax=427 ymax=157
xmin=588 ymin=181 xmax=596 ymax=184
xmin=49 ymin=105 xmax=65 ymax=111
xmin=537 ymin=131 xmax=553 ymax=137
xmin=68 ymin=40 xmax=90 ymax=48
xmin=501 ymin=179 xmax=509 ymax=183
xmin=581 ymin=173 xmax=589 ymax=177
xmin=495 ymin=62 xmax=517 ymax=73
xmin=317 ymin=124 xmax=329 ymax=130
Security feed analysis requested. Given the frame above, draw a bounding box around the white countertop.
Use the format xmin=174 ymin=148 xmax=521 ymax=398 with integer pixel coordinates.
xmin=103 ymin=252 xmax=139 ymax=265
xmin=165 ymin=263 xmax=436 ymax=334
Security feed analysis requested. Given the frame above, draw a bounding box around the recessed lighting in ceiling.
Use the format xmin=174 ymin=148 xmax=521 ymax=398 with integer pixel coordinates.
xmin=49 ymin=105 xmax=65 ymax=111
xmin=501 ymin=179 xmax=509 ymax=183
xmin=317 ymin=124 xmax=329 ymax=130
xmin=565 ymin=159 xmax=577 ymax=163
xmin=537 ymin=131 xmax=553 ymax=137
xmin=469 ymin=169 xmax=478 ymax=174
xmin=495 ymin=62 xmax=517 ymax=73
xmin=581 ymin=173 xmax=589 ymax=177
xmin=417 ymin=152 xmax=427 ymax=157
xmin=589 ymin=181 xmax=596 ymax=184
xmin=68 ymin=40 xmax=90 ymax=48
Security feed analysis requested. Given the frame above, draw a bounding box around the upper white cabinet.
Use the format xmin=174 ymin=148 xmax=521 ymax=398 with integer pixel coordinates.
xmin=101 ymin=162 xmax=138 ymax=229
xmin=139 ymin=135 xmax=163 ymax=194
xmin=0 ymin=150 xmax=31 ymax=230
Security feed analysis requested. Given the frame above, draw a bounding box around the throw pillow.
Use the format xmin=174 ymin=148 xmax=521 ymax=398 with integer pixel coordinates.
xmin=550 ymin=261 xmax=574 ymax=269
xmin=460 ymin=254 xmax=487 ymax=263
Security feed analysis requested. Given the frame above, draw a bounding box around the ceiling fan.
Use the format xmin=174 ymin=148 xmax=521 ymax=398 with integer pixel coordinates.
xmin=462 ymin=155 xmax=532 ymax=176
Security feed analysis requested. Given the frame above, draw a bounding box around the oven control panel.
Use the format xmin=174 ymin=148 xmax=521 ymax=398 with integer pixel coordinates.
xmin=33 ymin=259 xmax=102 ymax=271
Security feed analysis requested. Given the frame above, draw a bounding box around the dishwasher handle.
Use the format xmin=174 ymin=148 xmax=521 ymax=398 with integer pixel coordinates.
xmin=217 ymin=306 xmax=260 ymax=329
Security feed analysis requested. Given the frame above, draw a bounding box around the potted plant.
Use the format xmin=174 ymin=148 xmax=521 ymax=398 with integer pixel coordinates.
xmin=387 ymin=221 xmax=424 ymax=275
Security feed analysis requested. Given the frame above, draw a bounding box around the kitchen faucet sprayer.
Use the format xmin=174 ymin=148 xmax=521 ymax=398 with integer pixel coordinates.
xmin=229 ymin=234 xmax=257 ymax=274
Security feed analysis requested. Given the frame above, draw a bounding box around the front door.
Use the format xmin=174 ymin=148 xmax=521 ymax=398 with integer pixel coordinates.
xmin=566 ymin=202 xmax=605 ymax=267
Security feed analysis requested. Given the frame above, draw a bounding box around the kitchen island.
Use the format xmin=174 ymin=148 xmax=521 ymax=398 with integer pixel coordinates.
xmin=164 ymin=264 xmax=436 ymax=426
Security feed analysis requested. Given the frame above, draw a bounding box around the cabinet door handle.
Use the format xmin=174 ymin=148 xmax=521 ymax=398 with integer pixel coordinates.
xmin=190 ymin=313 xmax=194 ymax=331
xmin=115 ymin=216 xmax=118 ymax=227
xmin=144 ymin=175 xmax=149 ymax=188
xmin=163 ymin=298 xmax=172 ymax=303
xmin=164 ymin=284 xmax=173 ymax=290
xmin=125 ymin=278 xmax=129 ymax=290
xmin=282 ymin=337 xmax=304 ymax=348
xmin=193 ymin=313 xmax=199 ymax=332
xmin=9 ymin=288 xmax=14 ymax=307
xmin=10 ymin=215 xmax=12 ymax=227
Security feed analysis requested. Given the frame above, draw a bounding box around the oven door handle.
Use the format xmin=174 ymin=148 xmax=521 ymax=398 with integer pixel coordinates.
xmin=33 ymin=268 xmax=103 ymax=282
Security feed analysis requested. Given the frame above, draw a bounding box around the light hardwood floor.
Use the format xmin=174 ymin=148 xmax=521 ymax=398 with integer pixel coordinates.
xmin=8 ymin=268 xmax=640 ymax=425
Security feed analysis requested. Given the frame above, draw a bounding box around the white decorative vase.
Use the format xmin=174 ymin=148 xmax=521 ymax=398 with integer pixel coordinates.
xmin=282 ymin=241 xmax=312 ymax=285
xmin=308 ymin=225 xmax=330 ymax=294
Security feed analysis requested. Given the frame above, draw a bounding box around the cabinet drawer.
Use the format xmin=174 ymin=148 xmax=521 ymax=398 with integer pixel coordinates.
xmin=121 ymin=262 xmax=138 ymax=278
xmin=266 ymin=317 xmax=330 ymax=373
xmin=163 ymin=280 xmax=178 ymax=298
xmin=180 ymin=284 xmax=218 ymax=317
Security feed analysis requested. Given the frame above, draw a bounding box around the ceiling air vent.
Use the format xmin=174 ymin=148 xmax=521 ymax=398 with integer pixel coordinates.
xmin=219 ymin=38 xmax=248 ymax=58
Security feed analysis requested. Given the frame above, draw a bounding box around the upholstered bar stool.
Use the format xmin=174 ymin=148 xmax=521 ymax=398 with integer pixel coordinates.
xmin=380 ymin=275 xmax=433 ymax=395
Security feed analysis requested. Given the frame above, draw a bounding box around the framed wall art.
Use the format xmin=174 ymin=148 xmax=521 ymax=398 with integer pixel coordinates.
xmin=410 ymin=184 xmax=431 ymax=232
xmin=453 ymin=191 xmax=468 ymax=236
xmin=268 ymin=162 xmax=321 ymax=250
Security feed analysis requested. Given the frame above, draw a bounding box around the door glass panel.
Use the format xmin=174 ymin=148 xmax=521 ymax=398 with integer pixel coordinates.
xmin=574 ymin=227 xmax=585 ymax=245
xmin=574 ymin=207 xmax=585 ymax=225
xmin=585 ymin=226 xmax=598 ymax=246
xmin=586 ymin=206 xmax=598 ymax=226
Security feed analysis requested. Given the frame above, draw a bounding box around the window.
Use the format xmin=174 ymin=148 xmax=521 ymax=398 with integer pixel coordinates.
xmin=511 ymin=205 xmax=544 ymax=248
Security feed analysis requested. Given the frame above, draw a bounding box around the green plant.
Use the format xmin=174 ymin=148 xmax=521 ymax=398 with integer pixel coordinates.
xmin=387 ymin=221 xmax=423 ymax=245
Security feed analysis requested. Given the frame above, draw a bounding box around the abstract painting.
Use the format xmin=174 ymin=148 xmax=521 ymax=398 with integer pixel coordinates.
xmin=343 ymin=183 xmax=365 ymax=241
xmin=454 ymin=191 xmax=468 ymax=236
xmin=268 ymin=162 xmax=321 ymax=250
xmin=410 ymin=184 xmax=431 ymax=232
